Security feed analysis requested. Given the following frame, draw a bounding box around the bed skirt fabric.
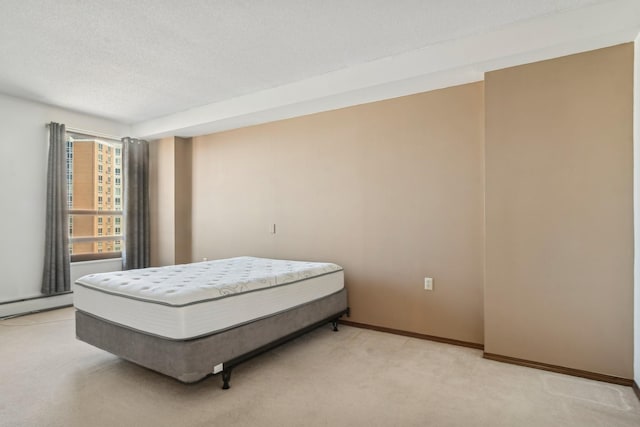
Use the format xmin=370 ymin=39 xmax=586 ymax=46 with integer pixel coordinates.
xmin=75 ymin=288 xmax=348 ymax=383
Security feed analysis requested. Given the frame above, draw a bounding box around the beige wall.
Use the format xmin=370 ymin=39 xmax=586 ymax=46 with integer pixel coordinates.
xmin=634 ymin=34 xmax=640 ymax=388
xmin=484 ymin=44 xmax=634 ymax=377
xmin=174 ymin=137 xmax=192 ymax=264
xmin=150 ymin=136 xmax=193 ymax=266
xmin=149 ymin=44 xmax=634 ymax=377
xmin=192 ymin=83 xmax=486 ymax=344
xmin=150 ymin=137 xmax=175 ymax=266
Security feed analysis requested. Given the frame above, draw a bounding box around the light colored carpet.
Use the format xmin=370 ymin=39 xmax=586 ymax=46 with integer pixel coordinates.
xmin=0 ymin=308 xmax=638 ymax=427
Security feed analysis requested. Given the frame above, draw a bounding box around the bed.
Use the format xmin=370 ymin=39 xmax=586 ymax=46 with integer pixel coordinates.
xmin=73 ymin=256 xmax=348 ymax=388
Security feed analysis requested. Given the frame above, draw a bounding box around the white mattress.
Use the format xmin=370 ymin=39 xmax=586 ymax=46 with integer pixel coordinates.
xmin=73 ymin=256 xmax=344 ymax=340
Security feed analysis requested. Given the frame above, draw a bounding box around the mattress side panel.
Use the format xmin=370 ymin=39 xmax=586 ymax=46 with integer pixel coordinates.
xmin=74 ymin=270 xmax=344 ymax=340
xmin=73 ymin=285 xmax=185 ymax=338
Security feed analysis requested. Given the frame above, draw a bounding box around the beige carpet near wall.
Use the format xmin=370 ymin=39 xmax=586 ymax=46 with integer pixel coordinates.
xmin=0 ymin=308 xmax=638 ymax=427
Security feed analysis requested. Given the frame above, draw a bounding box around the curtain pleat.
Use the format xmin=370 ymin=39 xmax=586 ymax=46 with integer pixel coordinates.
xmin=122 ymin=137 xmax=150 ymax=270
xmin=41 ymin=122 xmax=71 ymax=295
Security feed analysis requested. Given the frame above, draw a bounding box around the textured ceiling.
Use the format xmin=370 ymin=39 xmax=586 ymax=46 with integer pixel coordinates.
xmin=0 ymin=0 xmax=613 ymax=123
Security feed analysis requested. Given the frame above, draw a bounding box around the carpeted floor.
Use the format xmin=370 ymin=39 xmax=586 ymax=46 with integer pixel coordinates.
xmin=0 ymin=307 xmax=639 ymax=427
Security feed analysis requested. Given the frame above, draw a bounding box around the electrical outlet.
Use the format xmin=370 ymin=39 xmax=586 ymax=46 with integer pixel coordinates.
xmin=424 ymin=277 xmax=433 ymax=291
xmin=202 ymin=257 xmax=208 ymax=261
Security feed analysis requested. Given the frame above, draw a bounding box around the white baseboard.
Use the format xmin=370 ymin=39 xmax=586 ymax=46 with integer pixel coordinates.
xmin=0 ymin=293 xmax=74 ymax=318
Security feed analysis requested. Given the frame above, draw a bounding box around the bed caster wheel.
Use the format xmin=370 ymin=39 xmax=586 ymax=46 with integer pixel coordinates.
xmin=332 ymin=320 xmax=339 ymax=332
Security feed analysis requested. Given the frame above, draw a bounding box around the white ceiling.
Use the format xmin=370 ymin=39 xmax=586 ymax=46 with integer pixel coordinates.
xmin=0 ymin=0 xmax=638 ymax=138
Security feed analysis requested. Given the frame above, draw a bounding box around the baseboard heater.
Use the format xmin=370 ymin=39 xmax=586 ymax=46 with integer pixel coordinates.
xmin=0 ymin=292 xmax=73 ymax=319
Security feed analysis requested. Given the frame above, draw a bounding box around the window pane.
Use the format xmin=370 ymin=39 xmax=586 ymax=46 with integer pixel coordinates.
xmin=69 ymin=214 xmax=122 ymax=238
xmin=66 ymin=134 xmax=123 ymax=260
xmin=70 ymin=238 xmax=121 ymax=256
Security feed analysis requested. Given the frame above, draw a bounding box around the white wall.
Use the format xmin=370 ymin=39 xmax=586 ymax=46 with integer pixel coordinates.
xmin=634 ymin=34 xmax=640 ymax=387
xmin=0 ymin=93 xmax=129 ymax=315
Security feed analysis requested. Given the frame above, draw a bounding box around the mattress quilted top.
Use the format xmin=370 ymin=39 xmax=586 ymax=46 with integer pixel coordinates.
xmin=75 ymin=256 xmax=343 ymax=306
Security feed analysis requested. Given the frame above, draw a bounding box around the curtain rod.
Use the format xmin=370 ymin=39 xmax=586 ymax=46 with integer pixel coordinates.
xmin=45 ymin=123 xmax=123 ymax=142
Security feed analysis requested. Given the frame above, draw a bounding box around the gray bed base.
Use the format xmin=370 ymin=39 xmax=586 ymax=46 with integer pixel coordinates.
xmin=75 ymin=288 xmax=348 ymax=388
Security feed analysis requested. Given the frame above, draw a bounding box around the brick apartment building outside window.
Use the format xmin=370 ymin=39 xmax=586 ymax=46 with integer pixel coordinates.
xmin=66 ymin=134 xmax=123 ymax=261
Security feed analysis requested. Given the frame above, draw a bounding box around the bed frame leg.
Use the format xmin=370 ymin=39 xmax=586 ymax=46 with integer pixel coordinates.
xmin=222 ymin=368 xmax=233 ymax=390
xmin=331 ymin=320 xmax=339 ymax=332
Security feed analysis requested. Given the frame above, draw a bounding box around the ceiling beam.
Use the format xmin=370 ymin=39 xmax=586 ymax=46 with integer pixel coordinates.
xmin=133 ymin=0 xmax=640 ymax=139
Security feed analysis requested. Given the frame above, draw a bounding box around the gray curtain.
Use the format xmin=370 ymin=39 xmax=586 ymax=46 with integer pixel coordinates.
xmin=41 ymin=122 xmax=71 ymax=295
xmin=122 ymin=137 xmax=150 ymax=270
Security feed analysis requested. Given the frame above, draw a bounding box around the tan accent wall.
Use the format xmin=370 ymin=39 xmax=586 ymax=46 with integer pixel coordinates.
xmin=191 ymin=83 xmax=485 ymax=344
xmin=150 ymin=137 xmax=176 ymax=266
xmin=148 ymin=44 xmax=634 ymax=376
xmin=174 ymin=137 xmax=192 ymax=264
xmin=150 ymin=136 xmax=193 ymax=267
xmin=484 ymin=44 xmax=634 ymax=377
xmin=634 ymin=35 xmax=640 ymax=388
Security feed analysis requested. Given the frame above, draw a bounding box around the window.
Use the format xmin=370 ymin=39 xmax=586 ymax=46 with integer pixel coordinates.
xmin=66 ymin=134 xmax=123 ymax=262
xmin=115 ymin=168 xmax=121 ymax=175
xmin=115 ymin=177 xmax=120 ymax=185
